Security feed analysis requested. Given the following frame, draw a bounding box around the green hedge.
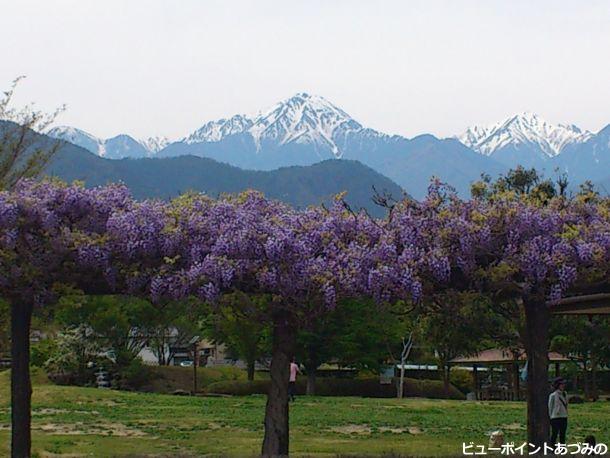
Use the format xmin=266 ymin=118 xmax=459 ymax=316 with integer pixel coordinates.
xmin=141 ymin=365 xmax=246 ymax=393
xmin=205 ymin=377 xmax=465 ymax=399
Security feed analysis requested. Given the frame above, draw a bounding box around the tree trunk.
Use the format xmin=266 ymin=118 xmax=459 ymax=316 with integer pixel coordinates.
xmin=398 ymin=361 xmax=405 ymax=399
xmin=522 ymin=299 xmax=550 ymax=451
xmin=11 ymin=301 xmax=33 ymax=458
xmin=247 ymin=360 xmax=255 ymax=381
xmin=305 ymin=364 xmax=316 ymax=396
xmin=572 ymin=369 xmax=578 ymax=392
xmin=443 ymin=364 xmax=451 ymax=399
xmin=583 ymin=362 xmax=591 ymax=399
xmin=156 ymin=346 xmax=166 ymax=366
xmin=262 ymin=311 xmax=295 ymax=457
xmin=512 ymin=362 xmax=520 ymax=401
xmin=590 ymin=359 xmax=598 ymax=401
xmin=167 ymin=349 xmax=177 ymax=366
xmin=472 ymin=365 xmax=479 ymax=400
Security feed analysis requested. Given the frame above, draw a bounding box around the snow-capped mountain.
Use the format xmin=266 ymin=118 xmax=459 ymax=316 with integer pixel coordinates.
xmin=181 ymin=93 xmax=382 ymax=158
xmin=48 ymin=126 xmax=168 ymax=159
xmin=247 ymin=92 xmax=369 ymax=156
xmin=458 ymin=112 xmax=593 ymax=167
xmin=46 ymin=95 xmax=610 ymax=199
xmin=157 ymin=92 xmax=499 ymax=198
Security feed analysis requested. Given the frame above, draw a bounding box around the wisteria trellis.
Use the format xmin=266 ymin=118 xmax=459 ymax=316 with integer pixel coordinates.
xmin=1 ymin=180 xmax=609 ymax=456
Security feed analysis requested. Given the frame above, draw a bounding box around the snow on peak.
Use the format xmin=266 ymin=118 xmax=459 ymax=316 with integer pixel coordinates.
xmin=47 ymin=125 xmax=96 ymax=142
xmin=249 ymin=93 xmax=362 ymax=157
xmin=140 ymin=136 xmax=170 ymax=153
xmin=185 ymin=114 xmax=252 ymax=143
xmin=48 ymin=125 xmax=105 ymax=155
xmin=458 ymin=112 xmax=593 ymax=157
xmin=184 ymin=93 xmax=373 ymax=158
xmin=48 ymin=125 xmax=169 ymax=158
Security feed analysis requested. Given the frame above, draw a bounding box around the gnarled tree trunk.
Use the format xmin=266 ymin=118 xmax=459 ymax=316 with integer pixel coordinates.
xmin=522 ymin=299 xmax=550 ymax=451
xmin=262 ymin=311 xmax=295 ymax=457
xmin=11 ymin=301 xmax=33 ymax=458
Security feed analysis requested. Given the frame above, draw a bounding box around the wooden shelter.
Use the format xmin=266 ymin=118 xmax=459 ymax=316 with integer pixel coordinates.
xmin=451 ymin=293 xmax=610 ymax=402
xmin=450 ymin=349 xmax=569 ymax=401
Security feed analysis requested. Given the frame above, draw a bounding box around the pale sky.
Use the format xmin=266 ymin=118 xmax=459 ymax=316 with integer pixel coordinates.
xmin=2 ymin=0 xmax=610 ymax=140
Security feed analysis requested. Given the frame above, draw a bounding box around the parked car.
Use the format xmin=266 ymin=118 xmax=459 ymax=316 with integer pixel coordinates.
xmin=179 ymin=360 xmax=194 ymax=367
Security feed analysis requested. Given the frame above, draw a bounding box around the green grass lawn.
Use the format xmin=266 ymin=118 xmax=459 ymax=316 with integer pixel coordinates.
xmin=1 ymin=370 xmax=608 ymax=457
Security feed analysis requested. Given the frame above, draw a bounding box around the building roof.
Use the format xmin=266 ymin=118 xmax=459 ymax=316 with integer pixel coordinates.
xmin=550 ymin=293 xmax=610 ymax=315
xmin=450 ymin=348 xmax=569 ymax=364
xmin=395 ymin=364 xmax=499 ymax=372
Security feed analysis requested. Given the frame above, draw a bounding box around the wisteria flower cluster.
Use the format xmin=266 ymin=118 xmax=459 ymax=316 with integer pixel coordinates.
xmin=1 ymin=180 xmax=609 ymax=313
xmin=0 ymin=180 xmax=132 ymax=305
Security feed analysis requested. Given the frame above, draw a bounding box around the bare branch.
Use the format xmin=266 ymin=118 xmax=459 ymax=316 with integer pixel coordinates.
xmin=0 ymin=76 xmax=65 ymax=190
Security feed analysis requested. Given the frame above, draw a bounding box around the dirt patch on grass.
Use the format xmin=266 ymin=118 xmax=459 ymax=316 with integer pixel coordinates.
xmin=35 ymin=422 xmax=148 ymax=437
xmin=40 ymin=453 xmax=89 ymax=458
xmin=378 ymin=426 xmax=407 ymax=434
xmin=331 ymin=424 xmax=372 ymax=435
xmin=377 ymin=426 xmax=423 ymax=435
xmin=204 ymin=421 xmax=223 ymax=430
xmin=34 ymin=408 xmax=70 ymax=415
xmin=98 ymin=399 xmax=121 ymax=407
xmin=33 ymin=408 xmax=99 ymax=416
xmin=501 ymin=422 xmax=525 ymax=430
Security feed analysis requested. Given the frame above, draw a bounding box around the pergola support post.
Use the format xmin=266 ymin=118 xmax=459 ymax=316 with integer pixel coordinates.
xmin=472 ymin=365 xmax=478 ymax=400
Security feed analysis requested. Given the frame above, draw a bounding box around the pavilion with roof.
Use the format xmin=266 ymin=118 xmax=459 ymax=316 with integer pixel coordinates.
xmin=450 ymin=348 xmax=569 ymax=401
xmin=450 ymin=293 xmax=610 ymax=401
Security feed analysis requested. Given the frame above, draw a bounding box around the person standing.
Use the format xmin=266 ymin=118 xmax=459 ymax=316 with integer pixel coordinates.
xmin=289 ymin=357 xmax=301 ymax=402
xmin=548 ymin=377 xmax=568 ymax=445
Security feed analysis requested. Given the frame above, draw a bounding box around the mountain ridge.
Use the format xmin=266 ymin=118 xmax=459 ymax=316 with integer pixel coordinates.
xmin=48 ymin=126 xmax=169 ymax=159
xmin=46 ymin=93 xmax=610 ymax=197
xmin=18 ymin=125 xmax=402 ymax=216
xmin=458 ymin=112 xmax=593 ymax=158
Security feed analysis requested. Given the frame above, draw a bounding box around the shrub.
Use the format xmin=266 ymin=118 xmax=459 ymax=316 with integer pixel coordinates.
xmin=206 ymin=379 xmax=271 ymax=396
xmin=44 ymin=325 xmax=102 ymax=385
xmin=48 ymin=372 xmax=82 ymax=386
xmin=114 ymin=357 xmax=153 ymax=390
xmin=598 ymin=371 xmax=610 ymax=392
xmin=30 ymin=338 xmax=58 ymax=368
xmin=205 ymin=377 xmax=465 ymax=399
xmin=450 ymin=369 xmax=474 ymax=394
xmin=568 ymin=395 xmax=584 ymax=404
